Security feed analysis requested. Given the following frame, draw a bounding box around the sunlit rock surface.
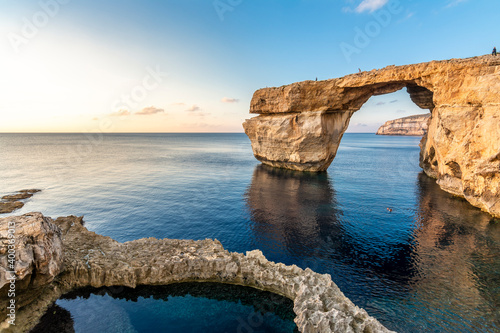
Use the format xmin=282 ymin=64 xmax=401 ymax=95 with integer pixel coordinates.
xmin=244 ymin=56 xmax=500 ymax=217
xmin=0 ymin=213 xmax=393 ymax=333
xmin=0 ymin=212 xmax=63 ymax=290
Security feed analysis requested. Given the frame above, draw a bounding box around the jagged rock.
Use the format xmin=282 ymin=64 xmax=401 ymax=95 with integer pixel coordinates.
xmin=0 ymin=190 xmax=42 ymax=214
xmin=243 ymin=55 xmax=500 ymax=217
xmin=2 ymin=190 xmax=41 ymax=202
xmin=0 ymin=213 xmax=63 ymax=290
xmin=0 ymin=202 xmax=24 ymax=215
xmin=0 ymin=213 xmax=394 ymax=333
xmin=376 ymin=114 xmax=431 ymax=136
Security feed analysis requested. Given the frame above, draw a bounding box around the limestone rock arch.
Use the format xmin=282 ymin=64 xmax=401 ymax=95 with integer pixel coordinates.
xmin=243 ymin=56 xmax=500 ymax=217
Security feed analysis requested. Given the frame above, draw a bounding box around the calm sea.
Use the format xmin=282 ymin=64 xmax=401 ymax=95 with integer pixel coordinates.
xmin=1 ymin=133 xmax=498 ymax=332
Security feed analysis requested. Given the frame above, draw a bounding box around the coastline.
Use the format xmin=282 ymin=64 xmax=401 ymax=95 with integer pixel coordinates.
xmin=0 ymin=212 xmax=393 ymax=333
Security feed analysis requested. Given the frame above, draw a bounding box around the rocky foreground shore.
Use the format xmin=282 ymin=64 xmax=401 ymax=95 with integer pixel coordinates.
xmin=0 ymin=213 xmax=394 ymax=333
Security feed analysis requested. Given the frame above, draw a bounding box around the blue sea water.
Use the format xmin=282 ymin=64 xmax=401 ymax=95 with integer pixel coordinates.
xmin=0 ymin=133 xmax=499 ymax=332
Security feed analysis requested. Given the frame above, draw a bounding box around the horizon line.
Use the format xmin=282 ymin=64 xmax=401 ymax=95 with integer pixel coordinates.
xmin=0 ymin=131 xmax=378 ymax=134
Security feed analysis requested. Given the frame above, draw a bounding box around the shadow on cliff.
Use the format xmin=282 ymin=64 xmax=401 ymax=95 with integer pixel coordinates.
xmin=30 ymin=304 xmax=74 ymax=333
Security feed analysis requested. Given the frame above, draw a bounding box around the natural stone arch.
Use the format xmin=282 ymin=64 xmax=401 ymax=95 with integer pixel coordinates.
xmin=244 ymin=80 xmax=435 ymax=172
xmin=243 ymin=56 xmax=500 ymax=217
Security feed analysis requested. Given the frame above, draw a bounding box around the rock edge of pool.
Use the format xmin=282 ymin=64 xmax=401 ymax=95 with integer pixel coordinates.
xmin=0 ymin=212 xmax=394 ymax=333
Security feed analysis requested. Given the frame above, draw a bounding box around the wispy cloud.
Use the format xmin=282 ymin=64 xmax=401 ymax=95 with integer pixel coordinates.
xmin=109 ymin=106 xmax=165 ymax=117
xmin=404 ymin=12 xmax=414 ymax=19
xmin=376 ymin=102 xmax=386 ymax=106
xmin=389 ymin=99 xmax=398 ymax=103
xmin=221 ymin=97 xmax=239 ymax=103
xmin=355 ymin=0 xmax=389 ymax=13
xmin=110 ymin=109 xmax=131 ymax=117
xmin=186 ymin=104 xmax=201 ymax=112
xmin=135 ymin=106 xmax=165 ymax=116
xmin=445 ymin=0 xmax=468 ymax=8
xmin=397 ymin=109 xmax=407 ymax=113
xmin=397 ymin=11 xmax=415 ymax=24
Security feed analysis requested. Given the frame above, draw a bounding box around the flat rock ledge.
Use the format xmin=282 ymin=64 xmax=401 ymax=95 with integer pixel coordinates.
xmin=0 ymin=190 xmax=41 ymax=214
xmin=0 ymin=213 xmax=394 ymax=333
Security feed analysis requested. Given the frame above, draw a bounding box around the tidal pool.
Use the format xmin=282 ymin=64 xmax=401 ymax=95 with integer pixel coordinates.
xmin=31 ymin=283 xmax=298 ymax=333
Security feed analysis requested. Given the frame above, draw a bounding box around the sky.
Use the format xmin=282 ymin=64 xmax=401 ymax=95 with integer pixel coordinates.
xmin=0 ymin=0 xmax=497 ymax=133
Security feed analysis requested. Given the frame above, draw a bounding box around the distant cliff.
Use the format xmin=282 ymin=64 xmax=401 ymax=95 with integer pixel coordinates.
xmin=376 ymin=114 xmax=431 ymax=136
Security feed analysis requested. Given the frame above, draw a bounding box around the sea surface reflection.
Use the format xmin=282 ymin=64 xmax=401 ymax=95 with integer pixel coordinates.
xmin=1 ymin=133 xmax=498 ymax=332
xmin=245 ymin=165 xmax=499 ymax=332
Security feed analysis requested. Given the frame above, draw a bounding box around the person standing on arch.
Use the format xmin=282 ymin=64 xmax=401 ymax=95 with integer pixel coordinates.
xmin=493 ymin=47 xmax=497 ymax=56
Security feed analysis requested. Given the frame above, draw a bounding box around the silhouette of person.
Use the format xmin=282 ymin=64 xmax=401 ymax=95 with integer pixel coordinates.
xmin=493 ymin=47 xmax=497 ymax=56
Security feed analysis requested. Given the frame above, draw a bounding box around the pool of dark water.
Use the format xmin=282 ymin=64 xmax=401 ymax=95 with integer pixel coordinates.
xmin=31 ymin=283 xmax=298 ymax=333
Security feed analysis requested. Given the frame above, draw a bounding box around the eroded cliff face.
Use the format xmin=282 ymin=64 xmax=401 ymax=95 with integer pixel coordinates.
xmin=0 ymin=213 xmax=393 ymax=333
xmin=376 ymin=114 xmax=431 ymax=136
xmin=244 ymin=112 xmax=353 ymax=171
xmin=243 ymin=55 xmax=500 ymax=217
xmin=0 ymin=212 xmax=63 ymax=290
xmin=419 ymin=104 xmax=500 ymax=217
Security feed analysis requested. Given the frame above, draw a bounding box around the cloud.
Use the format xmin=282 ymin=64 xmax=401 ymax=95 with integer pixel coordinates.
xmin=397 ymin=109 xmax=407 ymax=113
xmin=110 ymin=109 xmax=131 ymax=117
xmin=355 ymin=0 xmax=389 ymax=13
xmin=376 ymin=102 xmax=386 ymax=106
xmin=194 ymin=112 xmax=210 ymax=117
xmin=354 ymin=123 xmax=368 ymax=127
xmin=396 ymin=11 xmax=415 ymax=24
xmin=445 ymin=0 xmax=468 ymax=8
xmin=221 ymin=97 xmax=239 ymax=103
xmin=92 ymin=117 xmax=99 ymax=121
xmin=135 ymin=106 xmax=164 ymax=115
xmin=389 ymin=99 xmax=398 ymax=103
xmin=186 ymin=104 xmax=201 ymax=112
